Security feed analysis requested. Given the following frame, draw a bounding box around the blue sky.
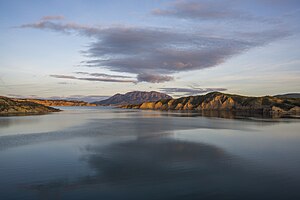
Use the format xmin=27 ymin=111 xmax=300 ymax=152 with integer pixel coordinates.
xmin=0 ymin=0 xmax=299 ymax=98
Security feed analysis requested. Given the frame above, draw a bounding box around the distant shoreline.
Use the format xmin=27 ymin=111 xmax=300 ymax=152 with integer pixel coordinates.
xmin=14 ymin=98 xmax=97 ymax=107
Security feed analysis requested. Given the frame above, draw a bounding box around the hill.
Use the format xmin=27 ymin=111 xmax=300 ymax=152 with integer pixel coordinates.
xmin=15 ymin=99 xmax=96 ymax=107
xmin=93 ymin=91 xmax=172 ymax=105
xmin=274 ymin=93 xmax=300 ymax=99
xmin=121 ymin=92 xmax=300 ymax=116
xmin=0 ymin=96 xmax=60 ymax=115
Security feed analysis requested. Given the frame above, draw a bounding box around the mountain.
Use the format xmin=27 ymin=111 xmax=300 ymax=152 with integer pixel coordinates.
xmin=0 ymin=96 xmax=60 ymax=115
xmin=121 ymin=92 xmax=300 ymax=116
xmin=93 ymin=91 xmax=172 ymax=105
xmin=15 ymin=99 xmax=96 ymax=106
xmin=274 ymin=93 xmax=300 ymax=99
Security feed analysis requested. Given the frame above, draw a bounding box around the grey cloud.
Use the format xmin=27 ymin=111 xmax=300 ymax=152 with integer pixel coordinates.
xmin=20 ymin=21 xmax=100 ymax=36
xmin=79 ymin=27 xmax=260 ymax=77
xmin=50 ymin=75 xmax=77 ymax=79
xmin=41 ymin=15 xmax=65 ymax=21
xmin=78 ymin=77 xmax=134 ymax=83
xmin=137 ymin=73 xmax=174 ymax=83
xmin=57 ymin=82 xmax=70 ymax=85
xmin=21 ymin=16 xmax=289 ymax=83
xmin=89 ymin=43 xmax=251 ymax=75
xmin=160 ymin=87 xmax=227 ymax=96
xmin=75 ymin=71 xmax=133 ymax=79
xmin=152 ymin=0 xmax=252 ymax=20
xmin=50 ymin=74 xmax=135 ymax=83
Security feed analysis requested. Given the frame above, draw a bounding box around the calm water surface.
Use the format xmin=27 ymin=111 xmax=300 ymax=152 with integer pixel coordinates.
xmin=0 ymin=107 xmax=300 ymax=200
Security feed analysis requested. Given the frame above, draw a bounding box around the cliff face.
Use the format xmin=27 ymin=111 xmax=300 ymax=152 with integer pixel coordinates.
xmin=93 ymin=91 xmax=172 ymax=105
xmin=0 ymin=96 xmax=60 ymax=115
xmin=122 ymin=92 xmax=300 ymax=115
xmin=15 ymin=99 xmax=96 ymax=107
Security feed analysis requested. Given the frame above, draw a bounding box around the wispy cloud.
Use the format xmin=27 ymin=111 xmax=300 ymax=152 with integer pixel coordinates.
xmin=20 ymin=20 xmax=99 ymax=36
xmin=160 ymin=87 xmax=227 ymax=96
xmin=152 ymin=0 xmax=252 ymax=20
xmin=41 ymin=15 xmax=65 ymax=21
xmin=75 ymin=71 xmax=133 ymax=79
xmin=50 ymin=74 xmax=135 ymax=83
xmin=57 ymin=82 xmax=72 ymax=85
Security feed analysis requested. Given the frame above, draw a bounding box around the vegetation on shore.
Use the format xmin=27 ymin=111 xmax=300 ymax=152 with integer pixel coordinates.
xmin=121 ymin=92 xmax=300 ymax=116
xmin=0 ymin=96 xmax=60 ymax=116
xmin=15 ymin=99 xmax=96 ymax=107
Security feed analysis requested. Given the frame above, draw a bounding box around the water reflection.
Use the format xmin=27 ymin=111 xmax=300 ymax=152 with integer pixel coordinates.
xmin=0 ymin=107 xmax=300 ymax=200
xmin=1 ymin=108 xmax=296 ymax=137
xmin=0 ymin=116 xmax=256 ymax=151
xmin=155 ymin=110 xmax=297 ymax=120
xmin=0 ymin=118 xmax=11 ymax=128
xmin=23 ymin=137 xmax=300 ymax=200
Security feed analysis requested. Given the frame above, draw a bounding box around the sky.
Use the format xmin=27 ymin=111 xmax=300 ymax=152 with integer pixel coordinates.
xmin=0 ymin=0 xmax=300 ymax=99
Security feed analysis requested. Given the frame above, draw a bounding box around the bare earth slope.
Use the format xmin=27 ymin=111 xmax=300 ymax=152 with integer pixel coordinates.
xmin=0 ymin=96 xmax=60 ymax=115
xmin=122 ymin=92 xmax=300 ymax=115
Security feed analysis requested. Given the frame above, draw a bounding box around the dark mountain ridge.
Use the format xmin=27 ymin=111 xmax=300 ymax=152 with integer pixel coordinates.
xmin=274 ymin=93 xmax=300 ymax=99
xmin=93 ymin=91 xmax=172 ymax=105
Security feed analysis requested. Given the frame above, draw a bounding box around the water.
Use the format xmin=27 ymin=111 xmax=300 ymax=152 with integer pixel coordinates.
xmin=0 ymin=107 xmax=300 ymax=200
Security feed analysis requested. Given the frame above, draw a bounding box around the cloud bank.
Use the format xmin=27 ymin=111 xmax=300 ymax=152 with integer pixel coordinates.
xmin=20 ymin=0 xmax=290 ymax=83
xmin=152 ymin=0 xmax=251 ymax=20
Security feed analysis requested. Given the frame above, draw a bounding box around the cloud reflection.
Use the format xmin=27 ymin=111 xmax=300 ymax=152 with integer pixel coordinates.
xmin=22 ymin=136 xmax=297 ymax=200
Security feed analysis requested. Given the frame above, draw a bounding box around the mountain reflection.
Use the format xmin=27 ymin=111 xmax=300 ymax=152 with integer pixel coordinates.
xmin=0 ymin=116 xmax=254 ymax=150
xmin=2 ymin=109 xmax=299 ymax=200
xmin=23 ymin=136 xmax=298 ymax=200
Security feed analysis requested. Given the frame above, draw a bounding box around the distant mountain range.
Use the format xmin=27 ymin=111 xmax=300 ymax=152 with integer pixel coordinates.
xmin=122 ymin=92 xmax=300 ymax=116
xmin=274 ymin=93 xmax=300 ymax=99
xmin=93 ymin=91 xmax=172 ymax=105
xmin=43 ymin=95 xmax=109 ymax=103
xmin=0 ymin=96 xmax=60 ymax=115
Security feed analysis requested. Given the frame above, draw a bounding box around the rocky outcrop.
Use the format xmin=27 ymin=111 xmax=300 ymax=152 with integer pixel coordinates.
xmin=93 ymin=91 xmax=172 ymax=105
xmin=121 ymin=92 xmax=300 ymax=116
xmin=15 ymin=99 xmax=96 ymax=107
xmin=0 ymin=96 xmax=60 ymax=115
xmin=288 ymin=106 xmax=300 ymax=114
